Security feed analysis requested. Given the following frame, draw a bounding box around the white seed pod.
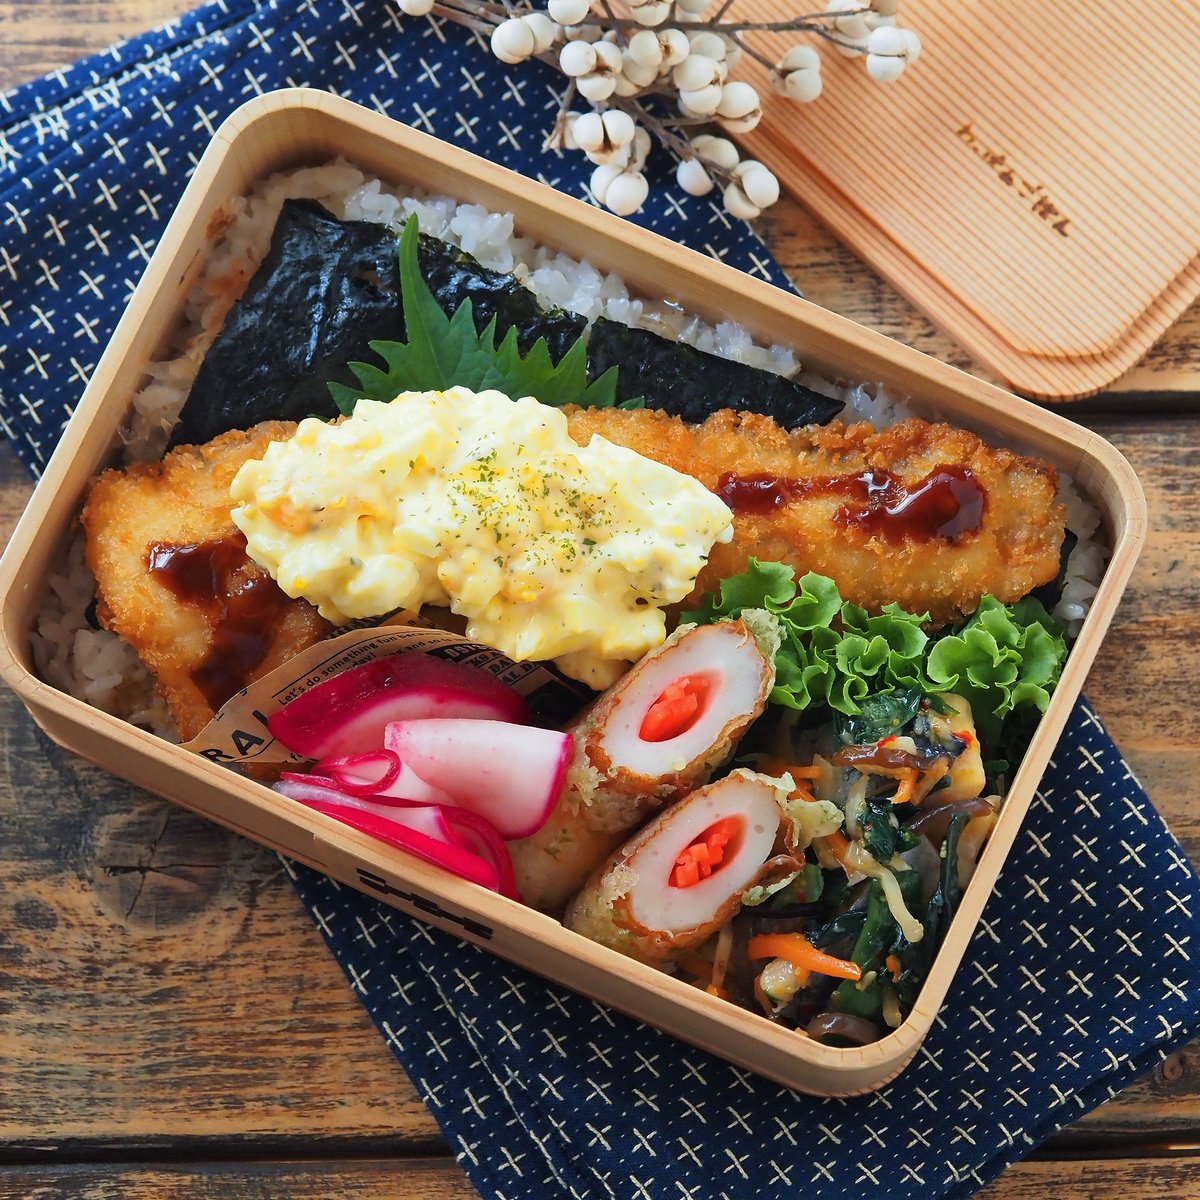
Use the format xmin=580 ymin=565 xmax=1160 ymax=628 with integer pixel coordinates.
xmin=620 ymin=51 xmax=660 ymax=87
xmin=716 ymin=80 xmax=762 ymax=133
xmin=900 ymin=27 xmax=921 ymax=62
xmin=687 ymin=30 xmax=728 ymax=61
xmin=572 ymin=111 xmax=607 ymax=152
xmin=602 ymin=109 xmax=637 ymax=148
xmin=559 ymin=39 xmax=598 ymax=75
xmin=824 ymin=0 xmax=871 ymax=39
xmin=863 ymin=11 xmax=896 ymax=31
xmin=522 ymin=12 xmax=557 ymax=52
xmin=733 ymin=160 xmax=779 ymax=208
xmin=659 ymin=28 xmax=691 ymax=67
xmin=604 ymin=170 xmax=650 ymax=215
xmin=778 ymin=43 xmax=821 ymax=73
xmin=675 ymin=0 xmax=711 ymax=12
xmin=871 ymin=0 xmax=900 ymax=15
xmin=866 ymin=24 xmax=906 ymax=56
xmin=720 ymin=35 xmax=743 ymax=69
xmin=628 ymin=0 xmax=670 ymax=25
xmin=723 ymin=180 xmax=761 ymax=220
xmin=677 ymin=84 xmax=723 ymax=117
xmin=628 ymin=126 xmax=651 ymax=171
xmin=548 ymin=0 xmax=590 ymax=24
xmin=577 ymin=71 xmax=618 ymax=100
xmin=590 ymin=162 xmax=626 ymax=204
xmin=673 ymin=53 xmax=721 ymax=92
xmin=690 ymin=133 xmax=739 ymax=170
xmin=865 ymin=52 xmax=905 ymax=82
xmin=491 ymin=17 xmax=537 ymax=64
xmin=592 ymin=39 xmax=623 ymax=72
xmin=676 ymin=157 xmax=714 ymax=197
xmin=397 ymin=0 xmax=436 ymax=16
xmin=627 ymin=28 xmax=663 ymax=67
xmin=612 ymin=72 xmax=641 ymax=96
xmin=780 ymin=66 xmax=822 ymax=101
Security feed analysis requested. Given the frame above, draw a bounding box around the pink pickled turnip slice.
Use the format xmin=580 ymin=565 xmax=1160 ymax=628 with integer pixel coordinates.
xmin=385 ymin=719 xmax=572 ymax=840
xmin=314 ymin=750 xmax=455 ymax=806
xmin=276 ymin=777 xmax=446 ymax=825
xmin=269 ymin=653 xmax=529 ymax=759
xmin=273 ymin=780 xmax=500 ymax=892
xmin=441 ymin=808 xmax=520 ymax=901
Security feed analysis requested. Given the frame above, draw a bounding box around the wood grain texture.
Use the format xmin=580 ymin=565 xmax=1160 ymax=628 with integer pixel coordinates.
xmin=2 ymin=411 xmax=1198 ymax=1173
xmin=0 ymin=3 xmax=1198 ymax=1197
xmin=1 ymin=0 xmax=1199 ymax=399
xmin=5 ymin=1154 xmax=1200 ymax=1200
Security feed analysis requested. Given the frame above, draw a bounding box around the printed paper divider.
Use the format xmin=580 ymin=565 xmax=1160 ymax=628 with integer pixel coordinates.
xmin=183 ymin=613 xmax=592 ymax=768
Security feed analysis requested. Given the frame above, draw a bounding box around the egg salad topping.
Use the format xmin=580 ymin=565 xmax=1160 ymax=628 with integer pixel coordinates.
xmin=229 ymin=387 xmax=733 ymax=688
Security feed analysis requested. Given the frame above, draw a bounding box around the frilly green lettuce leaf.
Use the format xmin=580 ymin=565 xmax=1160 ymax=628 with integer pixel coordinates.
xmin=685 ymin=561 xmax=1068 ymax=738
xmin=925 ymin=595 xmax=1067 ymax=744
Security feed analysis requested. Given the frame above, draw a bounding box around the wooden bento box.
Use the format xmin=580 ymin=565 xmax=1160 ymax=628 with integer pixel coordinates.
xmin=0 ymin=89 xmax=1147 ymax=1097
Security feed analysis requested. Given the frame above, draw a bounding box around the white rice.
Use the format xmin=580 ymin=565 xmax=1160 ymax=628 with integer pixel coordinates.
xmin=31 ymin=160 xmax=1108 ymax=736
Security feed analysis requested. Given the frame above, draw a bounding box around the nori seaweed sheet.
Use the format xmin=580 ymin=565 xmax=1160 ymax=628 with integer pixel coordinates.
xmin=585 ymin=315 xmax=844 ymax=429
xmin=172 ymin=202 xmax=841 ymax=445
xmin=171 ymin=199 xmax=404 ymax=446
xmin=172 ymin=201 xmax=586 ymax=445
xmin=416 ymin=240 xmax=586 ymax=362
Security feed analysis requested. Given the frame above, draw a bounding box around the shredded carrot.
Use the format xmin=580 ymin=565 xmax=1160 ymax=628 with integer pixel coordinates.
xmin=677 ymin=953 xmax=714 ymax=980
xmin=747 ymin=933 xmax=862 ymax=982
xmin=879 ymin=734 xmax=898 ymax=747
xmin=892 ymin=768 xmax=919 ymax=806
xmin=885 ymin=954 xmax=903 ymax=982
xmin=820 ymin=830 xmax=854 ymax=870
xmin=752 ymin=756 xmax=822 ymax=782
xmin=913 ymin=759 xmax=950 ymax=803
xmin=704 ymin=984 xmax=731 ymax=1000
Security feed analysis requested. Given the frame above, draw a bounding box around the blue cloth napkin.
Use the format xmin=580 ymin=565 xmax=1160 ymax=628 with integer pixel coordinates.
xmin=3 ymin=3 xmax=1199 ymax=1198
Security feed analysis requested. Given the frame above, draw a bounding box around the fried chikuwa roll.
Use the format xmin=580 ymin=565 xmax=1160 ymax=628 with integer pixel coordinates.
xmin=509 ymin=616 xmax=776 ymax=912
xmin=564 ymin=769 xmax=793 ymax=969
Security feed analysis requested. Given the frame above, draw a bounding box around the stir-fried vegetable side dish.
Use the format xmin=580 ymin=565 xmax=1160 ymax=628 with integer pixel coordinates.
xmin=69 ymin=193 xmax=1085 ymax=1048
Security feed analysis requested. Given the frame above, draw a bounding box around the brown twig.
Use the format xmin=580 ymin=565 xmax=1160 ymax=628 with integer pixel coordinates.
xmin=543 ymin=78 xmax=579 ymax=150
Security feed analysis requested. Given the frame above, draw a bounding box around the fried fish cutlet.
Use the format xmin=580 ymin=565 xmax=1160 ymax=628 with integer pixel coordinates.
xmin=563 ymin=408 xmax=1066 ymax=625
xmin=82 ymin=421 xmax=328 ymax=741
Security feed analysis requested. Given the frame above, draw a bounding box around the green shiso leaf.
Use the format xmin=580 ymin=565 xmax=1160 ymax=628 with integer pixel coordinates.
xmin=330 ymin=216 xmax=619 ymax=414
xmin=683 ymin=559 xmax=1069 ymax=743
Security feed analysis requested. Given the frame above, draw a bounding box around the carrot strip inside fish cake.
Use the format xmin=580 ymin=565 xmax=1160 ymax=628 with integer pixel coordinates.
xmin=563 ymin=408 xmax=1067 ymax=625
xmin=82 ymin=421 xmax=329 ymax=740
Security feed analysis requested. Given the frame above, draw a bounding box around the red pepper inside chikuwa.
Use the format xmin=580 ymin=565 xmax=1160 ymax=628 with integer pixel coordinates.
xmin=639 ymin=674 xmax=712 ymax=742
xmin=670 ymin=816 xmax=741 ymax=888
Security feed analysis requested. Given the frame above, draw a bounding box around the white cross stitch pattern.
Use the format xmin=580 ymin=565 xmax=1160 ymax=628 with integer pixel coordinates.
xmin=2 ymin=4 xmax=1199 ymax=1198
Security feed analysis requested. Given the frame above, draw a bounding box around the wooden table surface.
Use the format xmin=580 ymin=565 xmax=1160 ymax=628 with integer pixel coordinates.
xmin=2 ymin=3 xmax=1199 ymax=1198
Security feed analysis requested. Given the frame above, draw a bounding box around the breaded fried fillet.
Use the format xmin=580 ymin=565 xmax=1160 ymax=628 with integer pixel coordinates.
xmin=82 ymin=421 xmax=327 ymax=740
xmin=564 ymin=409 xmax=1065 ymax=625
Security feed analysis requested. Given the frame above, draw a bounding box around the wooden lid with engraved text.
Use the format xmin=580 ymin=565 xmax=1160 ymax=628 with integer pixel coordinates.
xmin=731 ymin=0 xmax=1200 ymax=399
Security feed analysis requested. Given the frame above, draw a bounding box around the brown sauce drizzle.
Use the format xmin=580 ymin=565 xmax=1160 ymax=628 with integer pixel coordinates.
xmin=146 ymin=532 xmax=292 ymax=710
xmin=715 ymin=466 xmax=985 ymax=542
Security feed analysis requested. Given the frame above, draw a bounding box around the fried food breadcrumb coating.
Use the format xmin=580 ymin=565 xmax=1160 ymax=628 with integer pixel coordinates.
xmin=563 ymin=408 xmax=1065 ymax=625
xmin=82 ymin=421 xmax=325 ymax=740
